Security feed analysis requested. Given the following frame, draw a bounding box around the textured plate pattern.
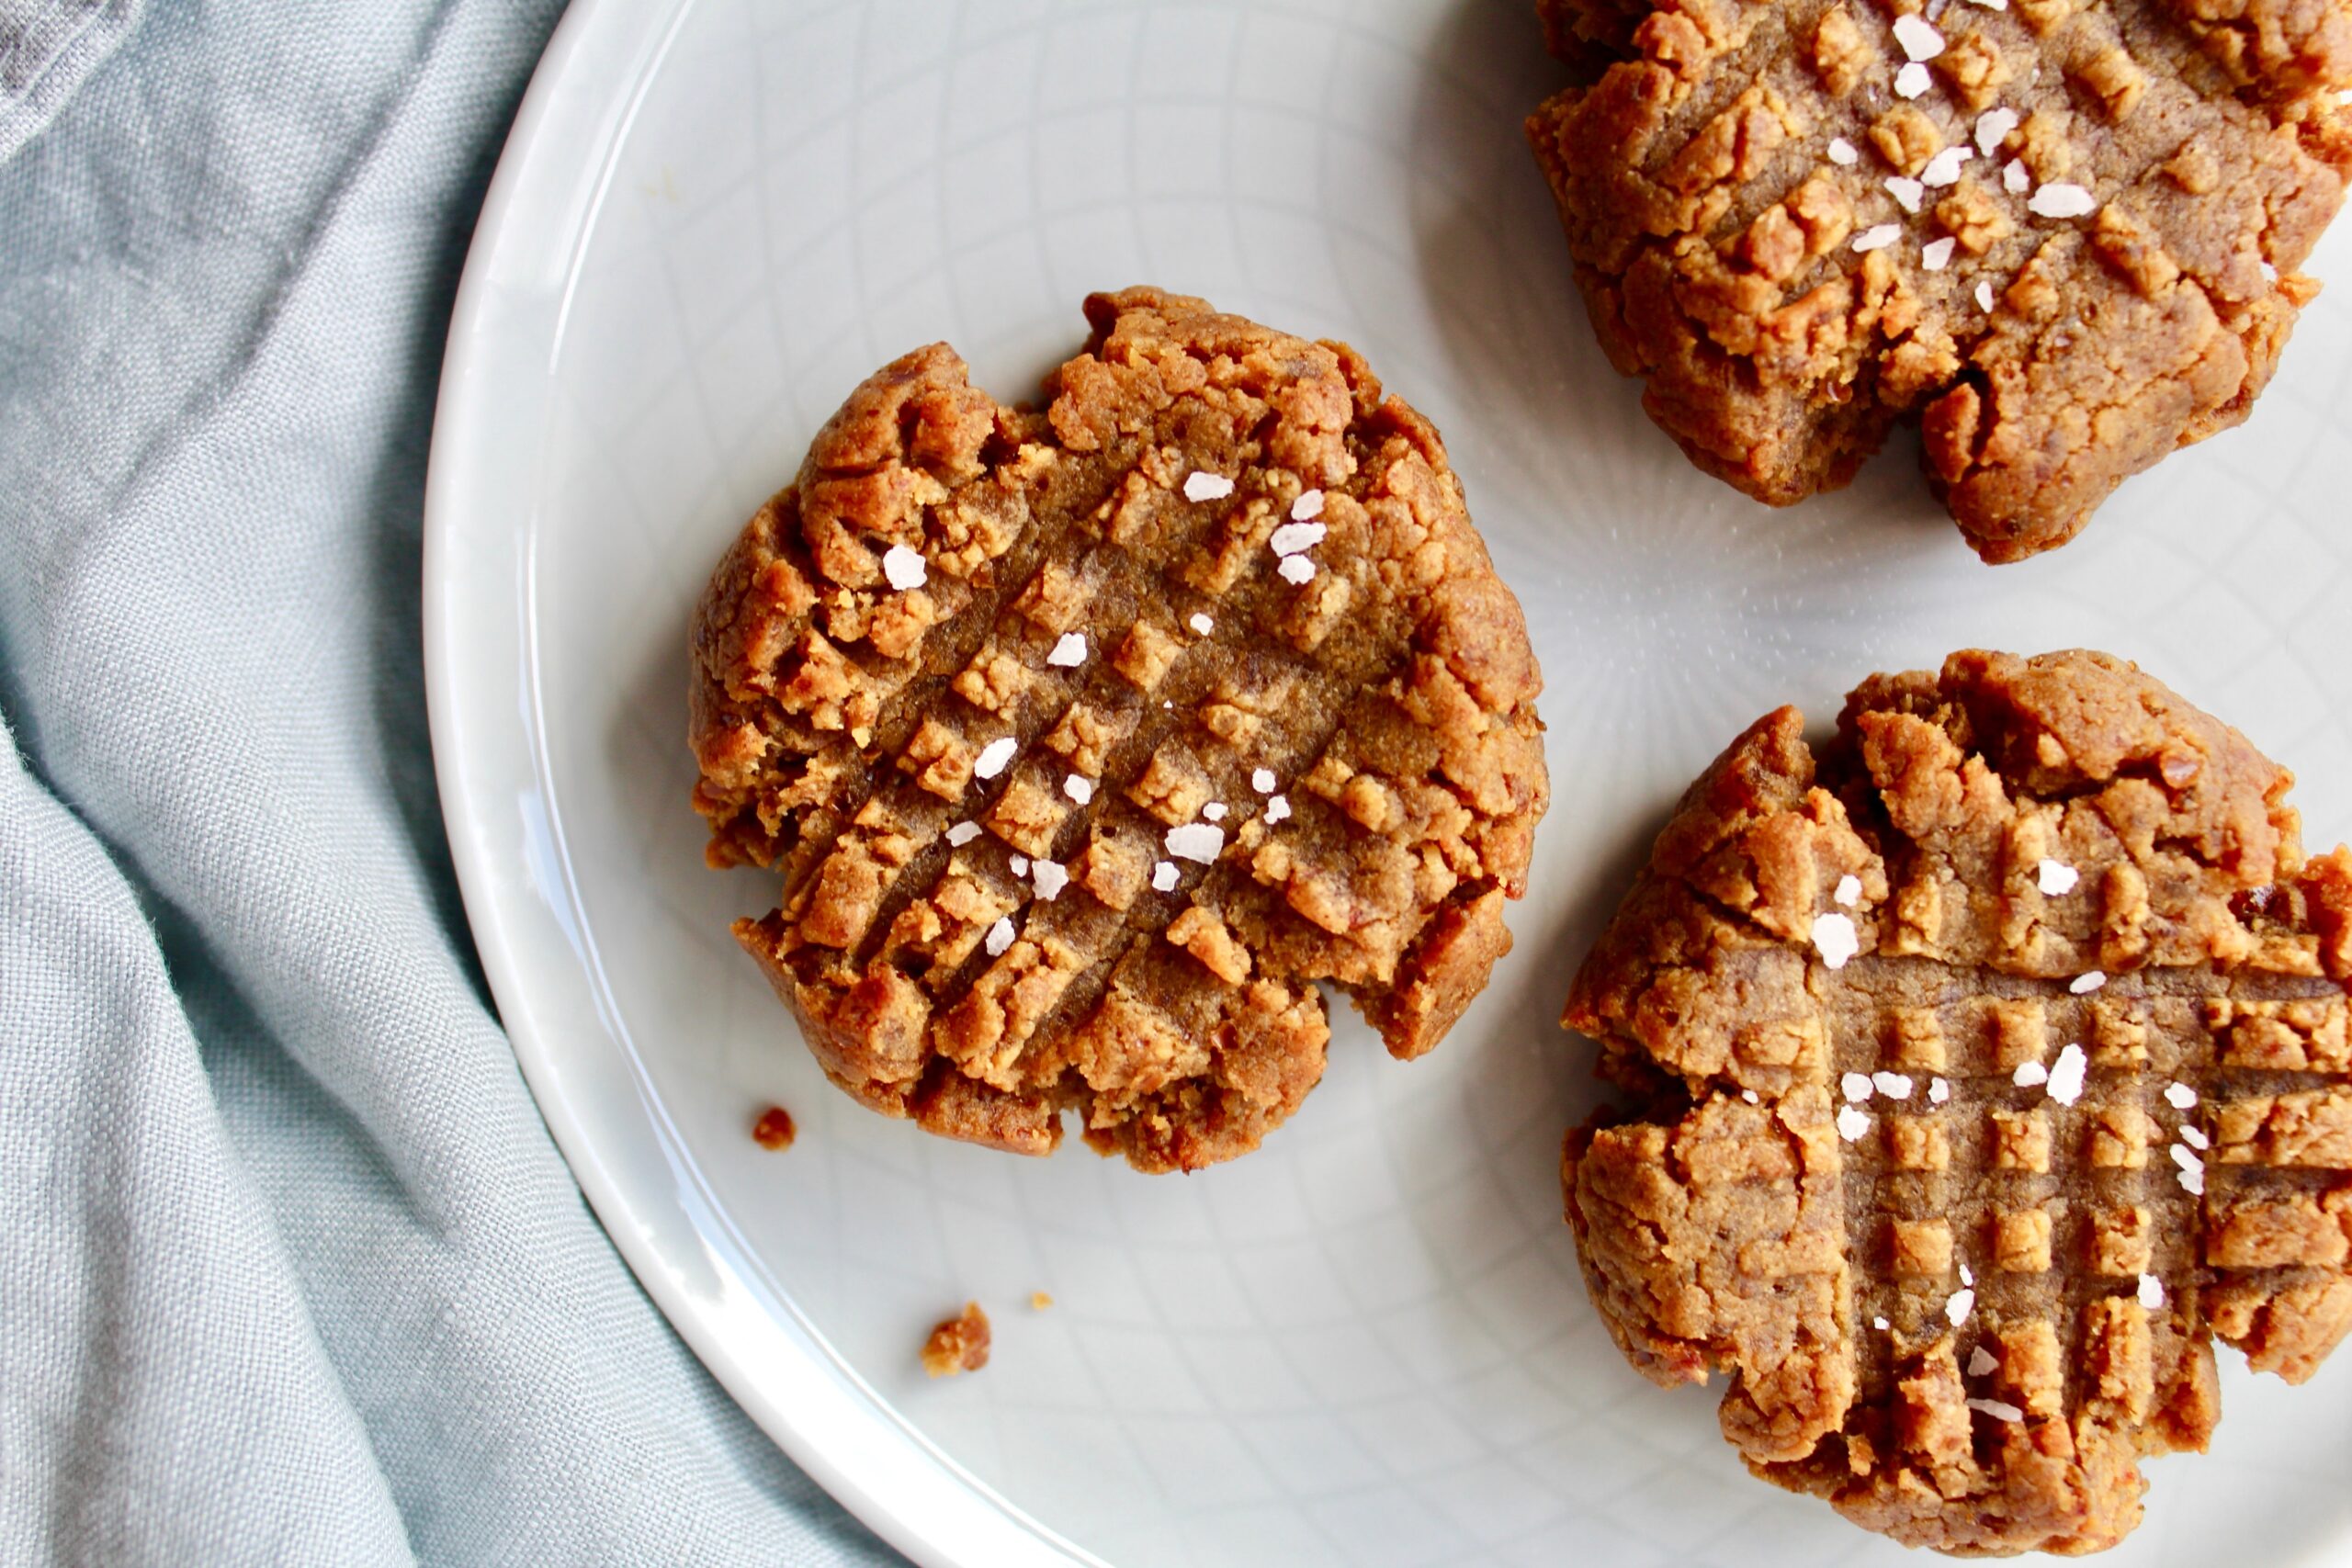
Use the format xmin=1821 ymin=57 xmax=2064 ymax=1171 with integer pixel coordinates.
xmin=426 ymin=0 xmax=2352 ymax=1563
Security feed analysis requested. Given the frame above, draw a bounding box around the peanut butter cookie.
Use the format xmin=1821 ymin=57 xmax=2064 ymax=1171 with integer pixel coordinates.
xmin=1563 ymin=649 xmax=2352 ymax=1552
xmin=1527 ymin=0 xmax=2352 ymax=560
xmin=691 ymin=288 xmax=1547 ymax=1172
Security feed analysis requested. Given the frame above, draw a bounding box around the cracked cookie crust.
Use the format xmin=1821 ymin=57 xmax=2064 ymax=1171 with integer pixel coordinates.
xmin=691 ymin=288 xmax=1548 ymax=1173
xmin=1561 ymin=649 xmax=2352 ymax=1553
xmin=1527 ymin=0 xmax=2352 ymax=561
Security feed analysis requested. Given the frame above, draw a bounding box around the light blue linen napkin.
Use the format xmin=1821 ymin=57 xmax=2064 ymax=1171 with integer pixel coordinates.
xmin=0 ymin=3 xmax=898 ymax=1562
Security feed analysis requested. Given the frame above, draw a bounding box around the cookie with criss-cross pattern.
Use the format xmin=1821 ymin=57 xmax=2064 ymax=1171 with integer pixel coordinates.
xmin=1562 ymin=649 xmax=2352 ymax=1553
xmin=690 ymin=288 xmax=1548 ymax=1172
xmin=1527 ymin=0 xmax=2352 ymax=560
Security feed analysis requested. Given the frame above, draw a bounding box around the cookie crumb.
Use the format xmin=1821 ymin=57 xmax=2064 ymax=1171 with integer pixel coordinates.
xmin=1265 ymin=795 xmax=1291 ymax=824
xmin=1811 ymin=911 xmax=1860 ymax=967
xmin=1851 ymin=224 xmax=1902 ymax=254
xmin=752 ymin=1104 xmax=797 ymax=1151
xmin=1291 ymin=489 xmax=1324 ymax=520
xmin=1030 ymin=1292 xmax=1054 ymax=1311
xmin=984 ymin=917 xmax=1015 ymax=957
xmin=1064 ymin=775 xmax=1093 ymax=805
xmin=973 ymin=737 xmax=1017 ymax=780
xmin=1835 ymin=874 xmax=1862 ymax=907
xmin=1893 ymin=15 xmax=1945 ymax=59
xmin=1842 ymin=1071 xmax=1876 ymax=1102
xmin=1165 ymin=822 xmax=1225 ymax=863
xmin=2028 ymin=182 xmax=2097 ymax=219
xmin=945 ymin=820 xmax=981 ymax=846
xmin=1277 ymin=555 xmax=1317 ymax=584
xmin=2046 ymin=1043 xmax=2088 ymax=1106
xmin=2037 ymin=858 xmax=2079 ymax=895
xmin=921 ymin=1302 xmax=991 ymax=1377
xmin=1188 ymin=613 xmax=1214 ymax=635
xmin=1872 ymin=1071 xmax=1914 ymax=1100
xmin=2165 ymin=1081 xmax=2198 ymax=1110
xmin=2070 ymin=970 xmax=2107 ymax=994
xmin=1947 ymin=1288 xmax=1975 ymax=1326
xmin=1828 ymin=137 xmax=1860 ymax=165
xmin=1922 ymin=237 xmax=1957 ymax=271
xmin=1968 ymin=1346 xmax=1999 ymax=1376
xmin=1251 ymin=768 xmax=1277 ymax=794
xmin=1032 ymin=859 xmax=1069 ymax=901
xmin=1966 ymin=1397 xmax=2025 ymax=1423
xmin=881 ymin=545 xmax=928 ymax=591
xmin=1182 ymin=470 xmax=1234 ymax=502
xmin=1837 ymin=1104 xmax=1872 ymax=1141
xmin=1150 ymin=861 xmax=1179 ymax=892
xmin=1895 ymin=62 xmax=1932 ymax=97
xmin=2138 ymin=1273 xmax=2165 ymax=1310
xmin=1046 ymin=632 xmax=1088 ymax=668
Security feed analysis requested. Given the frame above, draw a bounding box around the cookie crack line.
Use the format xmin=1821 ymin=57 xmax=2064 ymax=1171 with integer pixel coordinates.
xmin=1525 ymin=0 xmax=2352 ymax=561
xmin=690 ymin=287 xmax=1548 ymax=1172
xmin=1561 ymin=649 xmax=2352 ymax=1556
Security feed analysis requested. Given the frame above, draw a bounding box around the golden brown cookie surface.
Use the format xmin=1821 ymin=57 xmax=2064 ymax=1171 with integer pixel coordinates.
xmin=691 ymin=288 xmax=1547 ymax=1172
xmin=1562 ymin=649 xmax=2352 ymax=1554
xmin=1527 ymin=0 xmax=2352 ymax=561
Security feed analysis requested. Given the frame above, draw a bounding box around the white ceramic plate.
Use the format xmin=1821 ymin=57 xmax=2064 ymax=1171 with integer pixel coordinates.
xmin=424 ymin=1 xmax=2352 ymax=1562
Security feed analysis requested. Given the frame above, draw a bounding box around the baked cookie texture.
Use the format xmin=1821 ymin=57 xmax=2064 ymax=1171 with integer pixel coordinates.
xmin=1526 ymin=0 xmax=2352 ymax=561
xmin=691 ymin=288 xmax=1547 ymax=1173
xmin=1562 ymin=649 xmax=2352 ymax=1553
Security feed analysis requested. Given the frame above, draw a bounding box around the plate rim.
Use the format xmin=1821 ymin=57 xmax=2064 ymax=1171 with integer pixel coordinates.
xmin=421 ymin=1 xmax=1099 ymax=1562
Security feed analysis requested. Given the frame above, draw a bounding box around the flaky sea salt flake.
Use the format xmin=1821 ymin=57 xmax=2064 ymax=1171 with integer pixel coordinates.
xmin=1828 ymin=137 xmax=1860 ymax=165
xmin=881 ymin=544 xmax=927 ymax=591
xmin=1922 ymin=237 xmax=1957 ymax=271
xmin=2014 ymin=1060 xmax=2049 ymax=1088
xmin=1968 ymin=1346 xmax=1998 ymax=1376
xmin=1265 ymin=795 xmax=1291 ymax=824
xmin=1189 ymin=613 xmax=1214 ymax=635
xmin=1966 ymin=1397 xmax=2024 ymax=1423
xmin=945 ymin=820 xmax=981 ymax=846
xmin=1975 ymin=280 xmax=1996 ymax=311
xmin=1182 ymin=470 xmax=1234 ymax=502
xmin=1166 ymin=822 xmax=1226 ymax=863
xmin=2029 ymin=182 xmax=2097 ymax=219
xmin=1277 ymin=555 xmax=1317 ymax=584
xmin=1837 ymin=1104 xmax=1872 ymax=1142
xmin=2070 ymin=970 xmax=2106 ymax=995
xmin=1948 ymin=1288 xmax=1975 ymax=1326
xmin=1009 ymin=855 xmax=1028 ymax=876
xmin=1251 ymin=768 xmax=1276 ymax=794
xmin=973 ymin=737 xmax=1017 ymax=780
xmin=1894 ymin=14 xmax=1945 ymax=58
xmin=2046 ymin=1043 xmax=2088 ymax=1106
xmin=2165 ymin=1081 xmax=2198 ymax=1111
xmin=1873 ymin=1314 xmax=1892 ymax=1330
xmin=984 ymin=916 xmax=1015 ymax=957
xmin=1895 ymin=61 xmax=1932 ymax=97
xmin=1843 ymin=1072 xmax=1877 ymax=1103
xmin=1203 ymin=802 xmax=1227 ymax=822
xmin=2182 ymin=1123 xmax=2209 ymax=1151
xmin=1291 ymin=489 xmax=1325 ymax=521
xmin=1151 ymin=861 xmax=1179 ymax=892
xmin=1886 ymin=176 xmax=1925 ymax=212
xmin=1921 ymin=146 xmax=1971 ymax=186
xmin=2138 ymin=1273 xmax=2165 ymax=1310
xmin=1064 ymin=775 xmax=1093 ymax=805
xmin=1812 ymin=911 xmax=1860 ymax=968
xmin=1852 ymin=223 xmax=1904 ymax=254
xmin=1046 ymin=632 xmax=1088 ymax=668
xmin=2038 ymin=858 xmax=2079 ymax=895
xmin=1270 ymin=520 xmax=1327 ymax=557
xmin=1032 ymin=859 xmax=1069 ymax=901
xmin=1929 ymin=1077 xmax=1951 ymax=1104
xmin=1974 ymin=107 xmax=2019 ymax=155
xmin=1874 ymin=1071 xmax=1915 ymax=1100
xmin=1836 ymin=874 xmax=1862 ymax=907
xmin=2003 ymin=158 xmax=2030 ymax=194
